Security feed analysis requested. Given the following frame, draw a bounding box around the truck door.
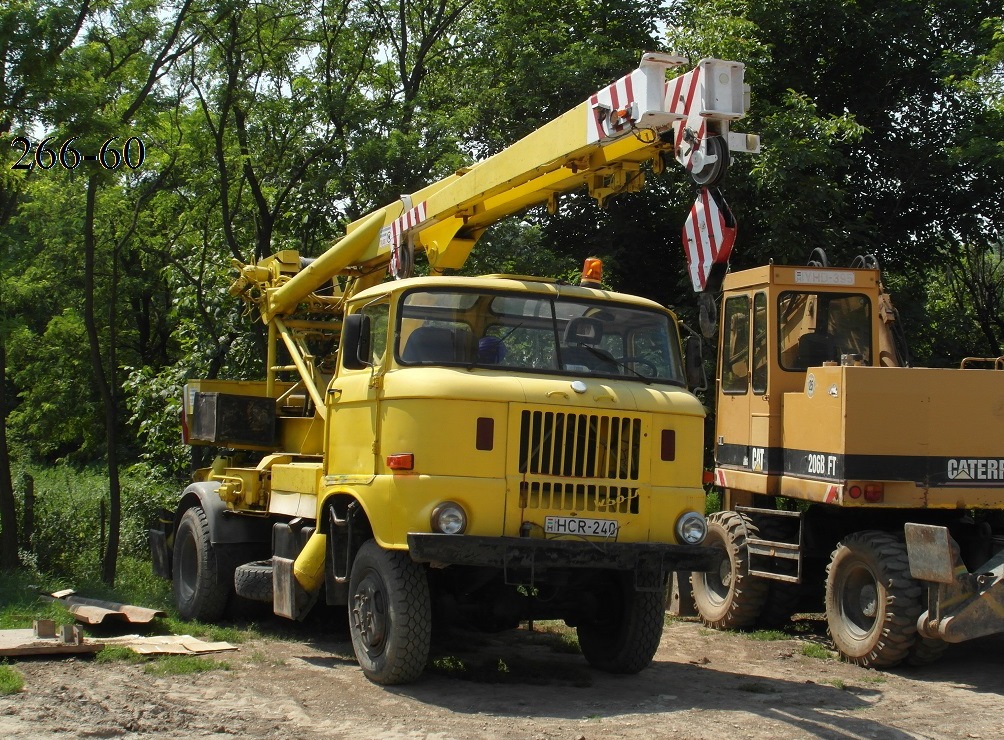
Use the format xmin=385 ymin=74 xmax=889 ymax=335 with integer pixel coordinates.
xmin=327 ymin=302 xmax=389 ymax=476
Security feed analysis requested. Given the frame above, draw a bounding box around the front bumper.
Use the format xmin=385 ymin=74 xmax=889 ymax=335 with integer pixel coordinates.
xmin=408 ymin=533 xmax=721 ymax=588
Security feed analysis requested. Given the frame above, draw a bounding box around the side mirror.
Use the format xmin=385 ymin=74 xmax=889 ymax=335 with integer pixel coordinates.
xmin=341 ymin=313 xmax=371 ymax=370
xmin=685 ymin=334 xmax=707 ymax=391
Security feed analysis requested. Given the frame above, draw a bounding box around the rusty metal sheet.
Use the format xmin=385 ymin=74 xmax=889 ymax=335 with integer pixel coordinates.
xmin=904 ymin=523 xmax=956 ymax=584
xmin=49 ymin=592 xmax=166 ymax=625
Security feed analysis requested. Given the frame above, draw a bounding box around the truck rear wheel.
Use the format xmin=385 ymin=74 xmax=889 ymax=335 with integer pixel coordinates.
xmin=348 ymin=540 xmax=431 ymax=685
xmin=691 ymin=511 xmax=768 ymax=629
xmin=173 ymin=506 xmax=233 ymax=622
xmin=576 ymin=574 xmax=665 ymax=674
xmin=825 ymin=531 xmax=923 ymax=668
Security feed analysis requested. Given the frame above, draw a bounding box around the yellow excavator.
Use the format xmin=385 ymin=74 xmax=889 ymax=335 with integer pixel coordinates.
xmin=693 ymin=248 xmax=1004 ymax=668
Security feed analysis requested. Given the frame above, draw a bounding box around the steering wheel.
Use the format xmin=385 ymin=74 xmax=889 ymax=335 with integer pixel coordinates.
xmin=616 ymin=356 xmax=658 ymax=375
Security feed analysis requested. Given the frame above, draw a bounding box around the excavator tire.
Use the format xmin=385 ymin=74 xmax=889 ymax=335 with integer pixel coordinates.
xmin=691 ymin=511 xmax=768 ymax=630
xmin=348 ymin=540 xmax=431 ymax=685
xmin=576 ymin=573 xmax=665 ymax=674
xmin=825 ymin=530 xmax=923 ymax=668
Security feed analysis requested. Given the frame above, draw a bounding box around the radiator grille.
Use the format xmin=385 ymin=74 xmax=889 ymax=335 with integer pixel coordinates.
xmin=516 ymin=410 xmax=643 ymax=515
xmin=518 ymin=410 xmax=642 ymax=480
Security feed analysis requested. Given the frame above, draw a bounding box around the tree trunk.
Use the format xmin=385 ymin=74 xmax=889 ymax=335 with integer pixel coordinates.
xmin=83 ymin=174 xmax=121 ymax=585
xmin=0 ymin=337 xmax=18 ymax=569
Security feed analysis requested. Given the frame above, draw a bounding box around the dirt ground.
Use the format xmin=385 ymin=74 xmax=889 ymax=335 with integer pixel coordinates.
xmin=3 ymin=608 xmax=1003 ymax=740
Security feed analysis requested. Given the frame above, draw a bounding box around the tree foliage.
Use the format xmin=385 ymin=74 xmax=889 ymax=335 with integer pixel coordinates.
xmin=0 ymin=0 xmax=1002 ymax=580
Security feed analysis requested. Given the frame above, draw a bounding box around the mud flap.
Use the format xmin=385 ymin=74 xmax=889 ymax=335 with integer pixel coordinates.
xmin=149 ymin=529 xmax=171 ymax=580
xmin=904 ymin=523 xmax=955 ymax=584
xmin=272 ymin=556 xmax=317 ymax=621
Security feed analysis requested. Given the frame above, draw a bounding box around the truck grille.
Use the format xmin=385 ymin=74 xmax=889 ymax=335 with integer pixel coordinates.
xmin=517 ymin=410 xmax=643 ymax=514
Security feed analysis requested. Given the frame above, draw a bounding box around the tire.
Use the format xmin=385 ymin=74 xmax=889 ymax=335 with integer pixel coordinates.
xmin=576 ymin=574 xmax=666 ymax=674
xmin=825 ymin=530 xmax=923 ymax=668
xmin=234 ymin=560 xmax=274 ymax=603
xmin=173 ymin=506 xmax=235 ymax=622
xmin=905 ymin=636 xmax=948 ymax=667
xmin=691 ymin=511 xmax=768 ymax=629
xmin=348 ymin=540 xmax=431 ymax=685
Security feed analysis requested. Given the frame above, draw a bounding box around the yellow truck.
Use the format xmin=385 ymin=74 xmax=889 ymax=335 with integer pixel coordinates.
xmin=692 ymin=254 xmax=1004 ymax=668
xmin=150 ymin=53 xmax=760 ymax=684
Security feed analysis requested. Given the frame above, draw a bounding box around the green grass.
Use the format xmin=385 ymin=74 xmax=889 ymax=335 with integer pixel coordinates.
xmin=738 ymin=681 xmax=778 ymax=694
xmin=142 ymin=655 xmax=231 ymax=676
xmin=95 ymin=646 xmax=149 ymax=664
xmin=824 ymin=679 xmax=846 ymax=690
xmin=746 ymin=629 xmax=789 ymax=641
xmin=802 ymin=643 xmax=833 ymax=660
xmin=0 ymin=664 xmax=24 ymax=695
xmin=861 ymin=674 xmax=887 ymax=684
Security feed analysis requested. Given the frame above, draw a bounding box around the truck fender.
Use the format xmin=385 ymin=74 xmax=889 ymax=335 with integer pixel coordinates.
xmin=176 ymin=481 xmax=272 ymax=546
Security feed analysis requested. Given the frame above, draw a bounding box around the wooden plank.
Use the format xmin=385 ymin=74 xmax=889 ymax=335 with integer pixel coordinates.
xmin=0 ymin=629 xmax=101 ymax=657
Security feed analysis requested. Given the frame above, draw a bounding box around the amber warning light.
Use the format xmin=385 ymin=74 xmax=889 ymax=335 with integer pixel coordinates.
xmin=580 ymin=258 xmax=603 ymax=287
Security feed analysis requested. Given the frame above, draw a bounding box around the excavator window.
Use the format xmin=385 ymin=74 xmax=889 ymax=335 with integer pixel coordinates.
xmin=721 ymin=294 xmax=750 ymax=394
xmin=752 ymin=291 xmax=768 ymax=394
xmin=778 ymin=292 xmax=872 ymax=371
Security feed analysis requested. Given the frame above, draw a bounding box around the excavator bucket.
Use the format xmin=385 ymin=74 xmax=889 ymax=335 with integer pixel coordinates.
xmin=682 ymin=187 xmax=736 ymax=293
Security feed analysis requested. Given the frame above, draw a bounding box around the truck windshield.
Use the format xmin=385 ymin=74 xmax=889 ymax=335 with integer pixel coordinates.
xmin=396 ymin=288 xmax=686 ymax=385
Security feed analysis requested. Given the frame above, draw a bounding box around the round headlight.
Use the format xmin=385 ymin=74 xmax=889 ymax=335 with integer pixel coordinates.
xmin=431 ymin=502 xmax=467 ymax=535
xmin=675 ymin=511 xmax=707 ymax=545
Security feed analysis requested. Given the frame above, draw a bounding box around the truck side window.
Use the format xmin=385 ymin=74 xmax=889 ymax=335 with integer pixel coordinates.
xmin=752 ymin=292 xmax=767 ymax=394
xmin=362 ymin=303 xmax=389 ymax=365
xmin=721 ymin=295 xmax=750 ymax=394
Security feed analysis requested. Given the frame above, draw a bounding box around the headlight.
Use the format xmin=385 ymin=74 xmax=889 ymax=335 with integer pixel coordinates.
xmin=431 ymin=502 xmax=467 ymax=535
xmin=675 ymin=511 xmax=707 ymax=545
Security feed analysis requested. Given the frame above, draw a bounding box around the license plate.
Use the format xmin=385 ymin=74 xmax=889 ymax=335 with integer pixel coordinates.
xmin=544 ymin=516 xmax=618 ymax=537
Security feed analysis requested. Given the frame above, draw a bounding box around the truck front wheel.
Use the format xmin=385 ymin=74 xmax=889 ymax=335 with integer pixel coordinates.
xmin=348 ymin=540 xmax=431 ymax=685
xmin=576 ymin=574 xmax=665 ymax=674
xmin=173 ymin=506 xmax=233 ymax=622
xmin=825 ymin=530 xmax=923 ymax=668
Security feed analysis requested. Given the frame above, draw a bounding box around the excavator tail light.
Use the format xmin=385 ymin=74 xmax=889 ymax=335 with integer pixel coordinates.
xmin=864 ymin=484 xmax=884 ymax=503
xmin=848 ymin=485 xmax=862 ymax=499
xmin=580 ymin=258 xmax=603 ymax=287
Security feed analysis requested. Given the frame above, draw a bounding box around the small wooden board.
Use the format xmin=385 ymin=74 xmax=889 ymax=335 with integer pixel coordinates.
xmin=0 ymin=629 xmax=101 ymax=657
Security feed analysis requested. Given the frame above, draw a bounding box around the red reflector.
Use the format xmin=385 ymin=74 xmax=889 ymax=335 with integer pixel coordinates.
xmin=864 ymin=484 xmax=883 ymax=503
xmin=848 ymin=485 xmax=862 ymax=499
xmin=476 ymin=417 xmax=494 ymax=451
xmin=661 ymin=430 xmax=676 ymax=461
xmin=386 ymin=453 xmax=414 ymax=471
xmin=702 ymin=470 xmax=715 ymax=485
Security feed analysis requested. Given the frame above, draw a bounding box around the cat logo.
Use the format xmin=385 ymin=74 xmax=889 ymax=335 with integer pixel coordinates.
xmin=947 ymin=458 xmax=1004 ymax=482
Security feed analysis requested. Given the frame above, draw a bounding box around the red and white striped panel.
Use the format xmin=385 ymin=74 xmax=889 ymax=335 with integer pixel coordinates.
xmin=681 ymin=188 xmax=736 ymax=292
xmin=587 ymin=70 xmax=640 ymax=143
xmin=388 ymin=201 xmax=427 ymax=277
xmin=665 ymin=67 xmax=706 ymax=174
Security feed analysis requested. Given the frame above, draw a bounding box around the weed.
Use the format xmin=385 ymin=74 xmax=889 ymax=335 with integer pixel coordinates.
xmin=143 ymin=655 xmax=230 ymax=676
xmin=824 ymin=679 xmax=846 ymax=690
xmin=95 ymin=646 xmax=148 ymax=664
xmin=861 ymin=674 xmax=886 ymax=684
xmin=738 ymin=682 xmax=777 ymax=694
xmin=0 ymin=664 xmax=24 ymax=695
xmin=746 ymin=629 xmax=788 ymax=641
xmin=802 ymin=643 xmax=833 ymax=659
xmin=250 ymin=651 xmax=285 ymax=667
xmin=698 ymin=628 xmax=713 ymax=636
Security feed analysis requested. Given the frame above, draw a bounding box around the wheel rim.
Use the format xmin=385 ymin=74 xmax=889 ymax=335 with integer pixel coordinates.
xmin=838 ymin=561 xmax=880 ymax=638
xmin=351 ymin=570 xmax=388 ymax=653
xmin=176 ymin=530 xmax=196 ymax=602
xmin=702 ymin=541 xmax=733 ymax=607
